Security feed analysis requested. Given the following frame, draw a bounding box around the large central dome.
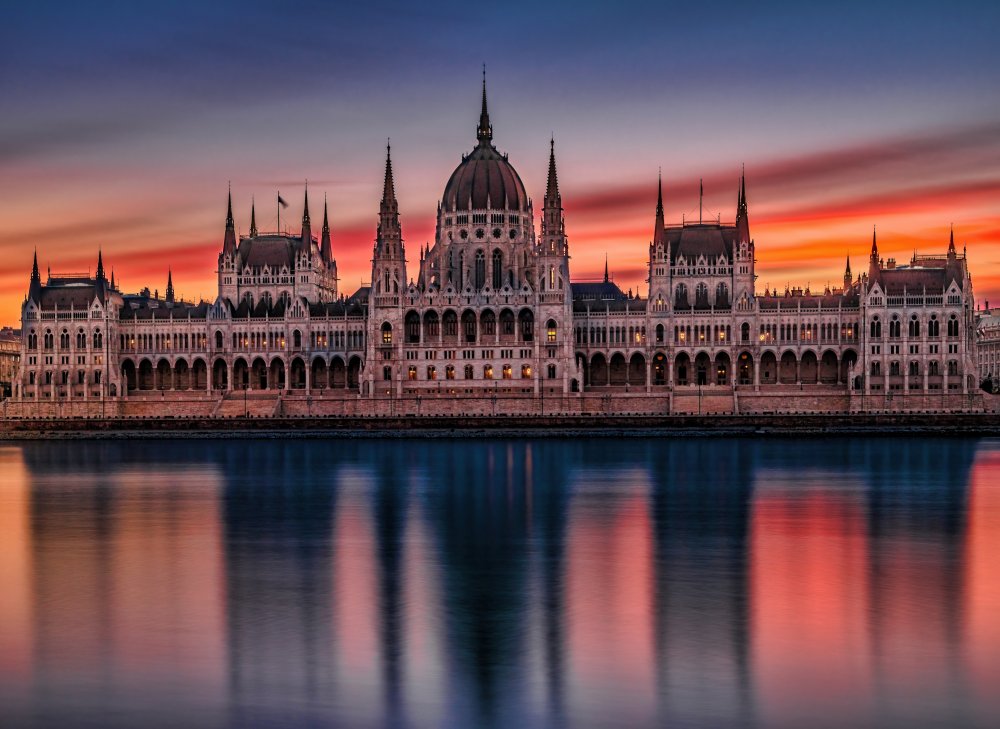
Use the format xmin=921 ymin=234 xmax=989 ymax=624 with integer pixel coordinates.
xmin=441 ymin=80 xmax=528 ymax=213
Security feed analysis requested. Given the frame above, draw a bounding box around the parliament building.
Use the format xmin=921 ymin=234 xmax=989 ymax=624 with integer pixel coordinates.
xmin=11 ymin=81 xmax=983 ymax=417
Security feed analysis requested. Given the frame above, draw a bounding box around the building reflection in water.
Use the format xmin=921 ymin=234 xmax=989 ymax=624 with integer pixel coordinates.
xmin=2 ymin=437 xmax=999 ymax=728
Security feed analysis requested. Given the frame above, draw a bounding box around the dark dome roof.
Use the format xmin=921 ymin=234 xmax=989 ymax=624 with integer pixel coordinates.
xmin=442 ymin=142 xmax=528 ymax=213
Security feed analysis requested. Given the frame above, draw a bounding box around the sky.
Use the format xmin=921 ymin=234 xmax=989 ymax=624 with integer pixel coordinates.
xmin=1 ymin=0 xmax=999 ymax=324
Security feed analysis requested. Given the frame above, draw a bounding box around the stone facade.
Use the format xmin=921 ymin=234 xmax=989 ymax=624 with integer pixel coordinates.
xmin=11 ymin=82 xmax=986 ymax=416
xmin=976 ymin=307 xmax=1000 ymax=391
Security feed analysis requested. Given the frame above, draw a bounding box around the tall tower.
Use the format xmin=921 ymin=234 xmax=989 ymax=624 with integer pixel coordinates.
xmin=648 ymin=171 xmax=670 ymax=311
xmin=732 ymin=169 xmax=755 ymax=304
xmin=218 ymin=188 xmax=238 ymax=302
xmin=367 ymin=142 xmax=407 ymax=396
xmin=321 ymin=195 xmax=337 ymax=297
xmin=371 ymin=142 xmax=406 ymax=304
xmin=844 ymin=255 xmax=852 ymax=290
xmin=536 ymin=138 xmax=573 ymax=393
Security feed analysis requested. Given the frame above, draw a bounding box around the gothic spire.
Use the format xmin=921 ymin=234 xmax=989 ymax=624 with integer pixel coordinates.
xmin=96 ymin=248 xmax=105 ymax=282
xmin=302 ymin=185 xmax=311 ymax=227
xmin=477 ymin=65 xmax=492 ymax=144
xmin=653 ymin=169 xmax=667 ymax=247
xmin=871 ymin=225 xmax=878 ymax=260
xmin=110 ymin=269 xmax=116 ymax=291
xmin=249 ymin=197 xmax=257 ymax=237
xmin=223 ymin=186 xmax=237 ymax=256
xmin=736 ymin=166 xmax=750 ymax=244
xmin=321 ymin=194 xmax=333 ymax=263
xmin=29 ymin=249 xmax=42 ymax=301
xmin=948 ymin=224 xmax=956 ymax=255
xmin=604 ymin=253 xmax=609 ymax=284
xmin=844 ymin=254 xmax=852 ymax=289
xmin=382 ymin=140 xmax=397 ymax=206
xmin=165 ymin=269 xmax=174 ymax=303
xmin=545 ymin=136 xmax=560 ymax=203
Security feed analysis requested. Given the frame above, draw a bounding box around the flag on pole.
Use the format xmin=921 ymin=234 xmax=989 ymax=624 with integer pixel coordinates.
xmin=278 ymin=194 xmax=288 ymax=208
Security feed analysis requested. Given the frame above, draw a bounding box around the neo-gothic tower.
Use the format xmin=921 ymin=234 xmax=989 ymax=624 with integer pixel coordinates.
xmin=732 ymin=172 xmax=755 ymax=307
xmin=648 ymin=173 xmax=670 ymax=312
xmin=367 ymin=144 xmax=407 ymax=394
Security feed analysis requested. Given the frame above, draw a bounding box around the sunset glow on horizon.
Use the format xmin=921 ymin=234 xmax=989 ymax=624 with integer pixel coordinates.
xmin=2 ymin=1 xmax=999 ymax=324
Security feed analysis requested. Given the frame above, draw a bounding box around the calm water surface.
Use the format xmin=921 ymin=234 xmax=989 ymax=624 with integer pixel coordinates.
xmin=1 ymin=437 xmax=999 ymax=729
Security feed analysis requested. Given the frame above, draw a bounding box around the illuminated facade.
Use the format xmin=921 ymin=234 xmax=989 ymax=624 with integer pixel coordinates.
xmin=12 ymin=82 xmax=983 ymax=415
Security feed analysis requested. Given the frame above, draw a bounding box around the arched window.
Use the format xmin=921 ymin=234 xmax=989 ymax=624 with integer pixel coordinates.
xmin=293 ymin=330 xmax=301 ymax=348
xmin=908 ymin=315 xmax=920 ymax=338
xmin=383 ymin=366 xmax=391 ymax=381
xmin=947 ymin=315 xmax=959 ymax=337
xmin=656 ymin=323 xmax=665 ymax=343
xmin=76 ymin=329 xmax=86 ymax=349
xmin=215 ymin=331 xmax=224 ymax=349
xmin=60 ymin=329 xmax=70 ymax=349
xmin=492 ymin=249 xmax=503 ymax=289
xmin=547 ymin=319 xmax=557 ymax=343
xmin=716 ymin=282 xmax=729 ymax=307
xmin=870 ymin=317 xmax=882 ymax=339
xmin=28 ymin=330 xmax=37 ymax=349
xmin=871 ymin=361 xmax=881 ymax=376
xmin=928 ymin=315 xmax=940 ymax=337
xmin=889 ymin=317 xmax=901 ymax=338
xmin=464 ymin=364 xmax=474 ymax=380
xmin=381 ymin=322 xmax=392 ymax=345
xmin=474 ymin=250 xmax=486 ymax=289
xmin=741 ymin=322 xmax=750 ymax=342
xmin=909 ymin=360 xmax=920 ymax=376
xmin=93 ymin=329 xmax=102 ymax=349
xmin=695 ymin=283 xmax=709 ymax=307
xmin=674 ymin=284 xmax=688 ymax=309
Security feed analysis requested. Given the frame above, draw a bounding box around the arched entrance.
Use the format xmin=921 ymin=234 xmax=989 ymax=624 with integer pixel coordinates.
xmin=213 ymin=358 xmax=229 ymax=390
xmin=609 ymin=353 xmax=627 ymax=386
xmin=652 ymin=352 xmax=667 ymax=386
xmin=311 ymin=357 xmax=328 ymax=390
xmin=269 ymin=358 xmax=286 ymax=391
xmin=694 ymin=352 xmax=711 ymax=386
xmin=591 ymin=353 xmax=608 ymax=387
xmin=800 ymin=351 xmax=818 ymax=384
xmin=192 ymin=359 xmax=208 ymax=390
xmin=290 ymin=357 xmax=306 ymax=389
xmin=122 ymin=360 xmax=137 ymax=392
xmin=840 ymin=349 xmax=858 ymax=384
xmin=628 ymin=353 xmax=646 ymax=386
xmin=251 ymin=357 xmax=268 ymax=390
xmin=174 ymin=358 xmax=190 ymax=390
xmin=674 ymin=352 xmax=691 ymax=386
xmin=737 ymin=352 xmax=754 ymax=385
xmin=714 ymin=352 xmax=731 ymax=386
xmin=760 ymin=351 xmax=777 ymax=385
xmin=331 ymin=356 xmax=347 ymax=388
xmin=779 ymin=351 xmax=797 ymax=384
xmin=347 ymin=356 xmax=362 ymax=390
xmin=820 ymin=350 xmax=838 ymax=384
xmin=156 ymin=359 xmax=172 ymax=390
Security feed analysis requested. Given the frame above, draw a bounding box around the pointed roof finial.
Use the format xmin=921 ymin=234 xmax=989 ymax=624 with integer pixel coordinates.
xmin=545 ymin=135 xmax=560 ymax=201
xmin=110 ymin=268 xmax=116 ymax=290
xmin=302 ymin=183 xmax=310 ymax=225
xmin=477 ymin=64 xmax=492 ymax=144
xmin=382 ymin=138 xmax=396 ymax=203
xmin=165 ymin=268 xmax=174 ymax=303
xmin=96 ymin=248 xmax=105 ymax=281
xmin=948 ymin=223 xmax=956 ymax=254
xmin=226 ymin=184 xmax=234 ymax=229
xmin=604 ymin=253 xmax=609 ymax=284
xmin=872 ymin=224 xmax=878 ymax=256
xmin=323 ymin=193 xmax=330 ymax=232
xmin=249 ymin=196 xmax=257 ymax=236
xmin=656 ymin=168 xmax=664 ymax=217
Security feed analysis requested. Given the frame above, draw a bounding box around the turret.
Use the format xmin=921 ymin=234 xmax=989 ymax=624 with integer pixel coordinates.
xmin=540 ymin=138 xmax=567 ymax=254
xmin=844 ymin=254 xmax=852 ymax=290
xmin=165 ymin=269 xmax=174 ymax=303
xmin=249 ymin=198 xmax=257 ymax=237
xmin=948 ymin=225 xmax=957 ymax=259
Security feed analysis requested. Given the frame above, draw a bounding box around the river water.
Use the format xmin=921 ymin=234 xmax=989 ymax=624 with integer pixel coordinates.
xmin=0 ymin=437 xmax=998 ymax=728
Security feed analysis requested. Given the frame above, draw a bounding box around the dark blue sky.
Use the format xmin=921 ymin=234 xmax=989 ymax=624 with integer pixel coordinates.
xmin=2 ymin=1 xmax=999 ymax=318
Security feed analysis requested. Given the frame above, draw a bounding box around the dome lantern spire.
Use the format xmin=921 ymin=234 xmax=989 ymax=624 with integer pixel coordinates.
xmin=477 ymin=65 xmax=492 ymax=145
